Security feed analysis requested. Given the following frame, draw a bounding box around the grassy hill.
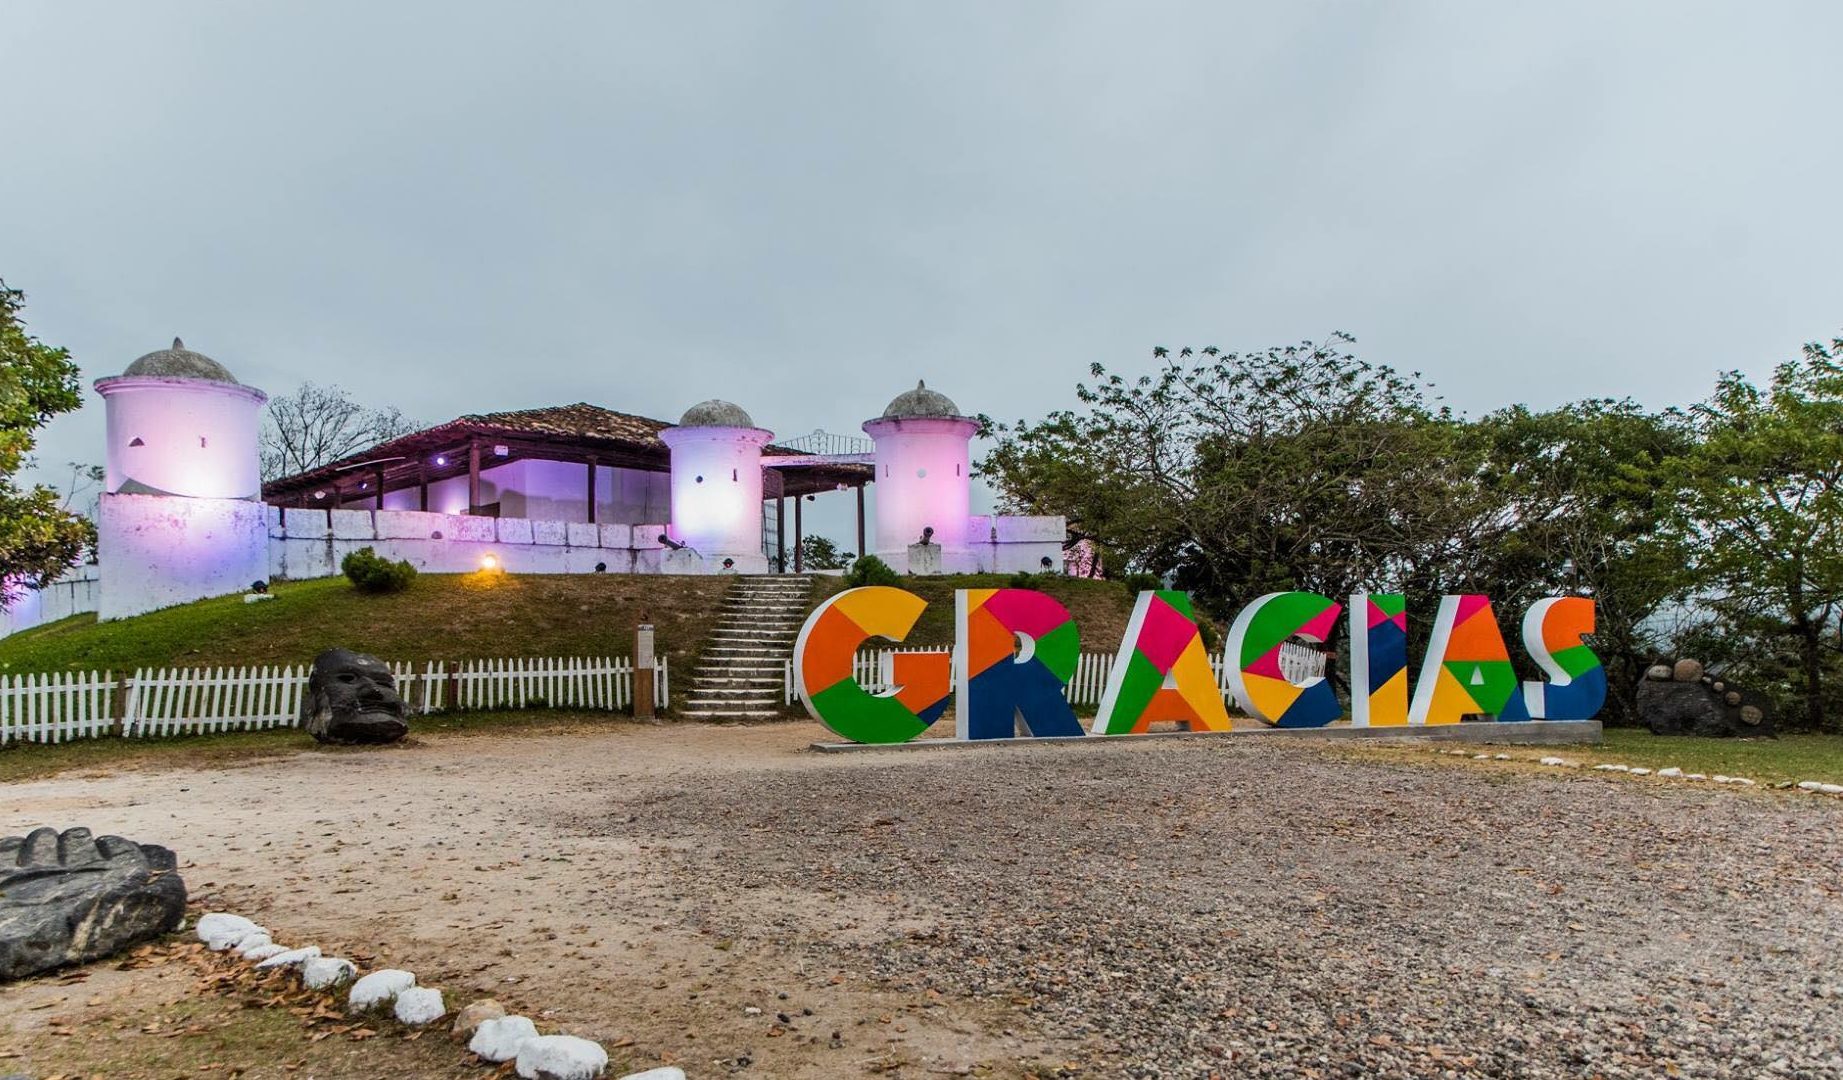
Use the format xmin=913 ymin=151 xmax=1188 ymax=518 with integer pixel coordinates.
xmin=0 ymin=571 xmax=1148 ymax=682
xmin=0 ymin=573 xmax=731 ymax=674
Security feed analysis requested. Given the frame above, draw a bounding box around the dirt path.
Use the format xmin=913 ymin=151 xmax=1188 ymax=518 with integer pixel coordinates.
xmin=0 ymin=721 xmax=1060 ymax=1079
xmin=3 ymin=721 xmax=1841 ymax=1078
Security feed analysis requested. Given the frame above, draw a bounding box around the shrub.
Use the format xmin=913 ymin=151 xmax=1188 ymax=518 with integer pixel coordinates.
xmin=341 ymin=547 xmax=418 ymax=594
xmin=1120 ymin=571 xmax=1162 ymax=598
xmin=1005 ymin=570 xmax=1043 ymax=591
xmin=844 ymin=554 xmax=902 ymax=588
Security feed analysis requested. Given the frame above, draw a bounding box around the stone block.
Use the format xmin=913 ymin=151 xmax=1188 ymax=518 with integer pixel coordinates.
xmin=282 ymin=507 xmax=332 ymax=539
xmin=567 ymin=522 xmax=599 ymax=548
xmin=329 ymin=510 xmax=376 ymax=541
xmin=375 ymin=510 xmax=445 ymax=540
xmin=496 ymin=517 xmax=534 ymax=545
xmin=598 ymin=523 xmax=633 ymax=549
xmin=453 ymin=515 xmax=496 ymax=543
xmin=532 ymin=519 xmax=568 ymax=546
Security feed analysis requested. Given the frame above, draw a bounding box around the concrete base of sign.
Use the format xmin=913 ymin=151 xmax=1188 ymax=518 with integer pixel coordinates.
xmin=809 ymin=719 xmax=1602 ymax=752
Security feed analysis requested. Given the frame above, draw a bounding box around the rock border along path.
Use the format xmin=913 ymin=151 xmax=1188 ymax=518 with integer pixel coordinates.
xmin=191 ymin=910 xmax=674 ymax=1080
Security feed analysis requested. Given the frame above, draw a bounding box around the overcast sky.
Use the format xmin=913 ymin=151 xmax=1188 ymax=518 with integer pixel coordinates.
xmin=5 ymin=3 xmax=1840 ymax=538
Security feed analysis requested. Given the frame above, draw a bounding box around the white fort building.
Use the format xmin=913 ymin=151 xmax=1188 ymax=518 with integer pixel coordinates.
xmin=12 ymin=340 xmax=1066 ymax=627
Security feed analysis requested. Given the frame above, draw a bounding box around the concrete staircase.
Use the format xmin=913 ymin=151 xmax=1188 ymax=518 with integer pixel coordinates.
xmin=679 ymin=575 xmax=815 ymax=719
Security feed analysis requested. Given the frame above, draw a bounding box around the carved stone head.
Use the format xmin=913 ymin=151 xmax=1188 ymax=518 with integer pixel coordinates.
xmin=303 ymin=648 xmax=409 ymax=745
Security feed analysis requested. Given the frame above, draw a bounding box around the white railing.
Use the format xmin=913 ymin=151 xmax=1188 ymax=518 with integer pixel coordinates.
xmin=785 ymin=642 xmax=1328 ymax=707
xmin=773 ymin=429 xmax=875 ymax=457
xmin=0 ymin=655 xmax=669 ymax=745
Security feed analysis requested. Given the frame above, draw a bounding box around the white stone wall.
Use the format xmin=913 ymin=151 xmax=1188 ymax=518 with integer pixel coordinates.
xmin=98 ymin=493 xmax=269 ymax=620
xmin=1 ymin=569 xmax=101 ymax=637
xmin=876 ymin=514 xmax=1066 ymax=575
xmin=266 ymin=507 xmax=676 ymax=580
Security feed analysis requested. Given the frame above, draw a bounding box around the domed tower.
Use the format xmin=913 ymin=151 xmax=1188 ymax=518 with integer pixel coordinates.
xmin=659 ymin=400 xmax=773 ymax=572
xmin=94 ymin=339 xmax=266 ymax=498
xmin=92 ymin=339 xmax=270 ymax=619
xmin=862 ymin=381 xmax=980 ymax=570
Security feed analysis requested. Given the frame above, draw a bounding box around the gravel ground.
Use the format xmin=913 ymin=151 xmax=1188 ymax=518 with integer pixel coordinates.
xmin=597 ymin=736 xmax=1843 ymax=1079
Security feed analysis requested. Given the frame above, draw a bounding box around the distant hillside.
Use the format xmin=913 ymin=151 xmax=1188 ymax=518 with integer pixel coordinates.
xmin=0 ymin=574 xmax=732 ymax=674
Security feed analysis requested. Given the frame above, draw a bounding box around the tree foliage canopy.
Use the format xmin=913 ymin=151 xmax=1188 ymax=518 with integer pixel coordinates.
xmin=0 ymin=281 xmax=94 ymax=599
xmin=981 ymin=335 xmax=1694 ymax=725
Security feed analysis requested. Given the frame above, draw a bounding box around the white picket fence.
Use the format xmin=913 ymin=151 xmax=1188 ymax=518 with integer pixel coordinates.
xmin=0 ymin=655 xmax=668 ymax=745
xmin=785 ymin=642 xmax=1327 ymax=707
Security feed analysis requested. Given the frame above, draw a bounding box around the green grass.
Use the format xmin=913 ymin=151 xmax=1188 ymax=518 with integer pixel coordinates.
xmin=0 ymin=572 xmax=731 ymax=675
xmin=811 ymin=573 xmax=1143 ymax=653
xmin=1596 ymin=728 xmax=1843 ymax=784
xmin=0 ymin=708 xmax=633 ymax=784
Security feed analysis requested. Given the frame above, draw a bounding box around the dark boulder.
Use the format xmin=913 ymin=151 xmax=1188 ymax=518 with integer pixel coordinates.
xmin=1636 ymin=661 xmax=1775 ymax=738
xmin=0 ymin=827 xmax=187 ymax=982
xmin=302 ymin=648 xmax=409 ymax=745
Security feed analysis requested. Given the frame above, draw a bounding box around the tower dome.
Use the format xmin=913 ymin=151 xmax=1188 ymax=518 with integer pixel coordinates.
xmin=121 ymin=338 xmax=241 ymax=384
xmin=677 ymin=399 xmax=756 ymax=429
xmin=880 ymin=380 xmax=965 ymax=420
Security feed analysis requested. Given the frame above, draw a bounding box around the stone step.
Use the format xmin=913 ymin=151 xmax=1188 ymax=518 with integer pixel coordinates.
xmin=703 ymin=646 xmax=788 ymax=655
xmin=679 ymin=709 xmax=783 ymax=720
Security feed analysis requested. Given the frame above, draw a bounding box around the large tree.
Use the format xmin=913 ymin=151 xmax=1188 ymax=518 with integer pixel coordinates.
xmin=981 ymin=335 xmax=1486 ymax=616
xmin=0 ymin=281 xmax=94 ymax=599
xmin=1672 ymin=338 xmax=1843 ymax=731
xmin=261 ymin=382 xmax=418 ymax=482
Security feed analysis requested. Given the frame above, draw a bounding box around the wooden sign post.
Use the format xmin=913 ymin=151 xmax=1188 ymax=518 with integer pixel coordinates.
xmin=634 ymin=623 xmax=656 ymax=721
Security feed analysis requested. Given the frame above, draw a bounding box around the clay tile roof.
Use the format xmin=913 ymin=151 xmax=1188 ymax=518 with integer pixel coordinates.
xmin=455 ymin=403 xmax=672 ymax=445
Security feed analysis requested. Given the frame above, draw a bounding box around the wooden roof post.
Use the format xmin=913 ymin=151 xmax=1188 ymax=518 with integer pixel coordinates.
xmin=418 ymin=465 xmax=429 ymax=512
xmin=856 ymin=483 xmax=867 ymax=562
xmin=776 ymin=496 xmax=786 ymax=573
xmin=374 ymin=465 xmax=386 ymax=510
xmin=467 ymin=438 xmax=482 ymax=514
xmin=586 ymin=455 xmax=598 ymax=525
xmin=793 ymin=494 xmax=804 ymax=573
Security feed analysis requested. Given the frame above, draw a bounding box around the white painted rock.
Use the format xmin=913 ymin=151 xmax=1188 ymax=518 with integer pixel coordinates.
xmin=197 ymin=913 xmax=264 ymax=951
xmin=1492 ymin=754 xmax=1511 ymax=761
xmin=1538 ymin=756 xmax=1567 ymax=766
xmin=1629 ymin=768 xmax=1653 ymax=776
xmin=1733 ymin=778 xmax=1756 ymax=786
xmin=1686 ymin=773 xmax=1708 ymax=780
xmin=255 ymin=945 xmax=321 ymax=970
xmin=233 ymin=933 xmax=274 ymax=957
xmin=618 ymin=1069 xmax=686 ymax=1080
xmin=1713 ymin=774 xmax=1733 ymax=784
xmin=302 ymin=956 xmax=358 ymax=990
xmin=240 ymin=943 xmax=287 ymax=962
xmin=470 ymin=1014 xmax=541 ymax=1062
xmin=1472 ymin=754 xmax=1490 ymax=761
xmin=1797 ymin=780 xmax=1824 ymax=791
xmin=1658 ymin=767 xmax=1683 ymax=778
xmin=1594 ymin=764 xmax=1629 ymax=772
xmin=515 ymin=1034 xmax=609 ymax=1080
xmin=349 ymin=968 xmax=417 ymax=1011
xmin=394 ymin=986 xmax=447 ymax=1026
xmin=1820 ymin=784 xmax=1843 ymax=795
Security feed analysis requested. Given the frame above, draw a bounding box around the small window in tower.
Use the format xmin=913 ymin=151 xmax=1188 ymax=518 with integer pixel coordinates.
xmin=731 ymin=468 xmax=738 ymax=482
xmin=956 ymin=464 xmax=962 ymax=477
xmin=695 ymin=475 xmax=704 ymax=484
xmin=199 ymin=436 xmax=208 ymax=448
xmin=128 ymin=437 xmax=145 ymax=447
xmin=916 ymin=468 xmax=928 ymax=479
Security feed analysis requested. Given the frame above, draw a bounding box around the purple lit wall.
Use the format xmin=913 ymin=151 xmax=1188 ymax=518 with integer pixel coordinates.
xmin=862 ymin=416 xmax=980 ymax=557
xmin=95 ymin=376 xmax=267 ymax=499
xmin=659 ymin=425 xmax=771 ymax=568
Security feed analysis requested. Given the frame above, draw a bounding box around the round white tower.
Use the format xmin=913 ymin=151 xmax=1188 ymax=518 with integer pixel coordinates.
xmin=659 ymin=399 xmax=773 ymax=572
xmin=94 ymin=338 xmax=267 ymax=499
xmin=862 ymin=381 xmax=979 ymax=565
xmin=92 ymin=339 xmax=270 ymax=619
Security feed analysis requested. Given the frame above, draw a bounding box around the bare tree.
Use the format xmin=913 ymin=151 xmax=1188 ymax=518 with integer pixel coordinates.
xmin=261 ymin=383 xmax=419 ymax=482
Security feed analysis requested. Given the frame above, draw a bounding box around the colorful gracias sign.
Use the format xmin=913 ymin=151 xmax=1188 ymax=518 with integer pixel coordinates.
xmin=793 ymin=587 xmax=1606 ymax=745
